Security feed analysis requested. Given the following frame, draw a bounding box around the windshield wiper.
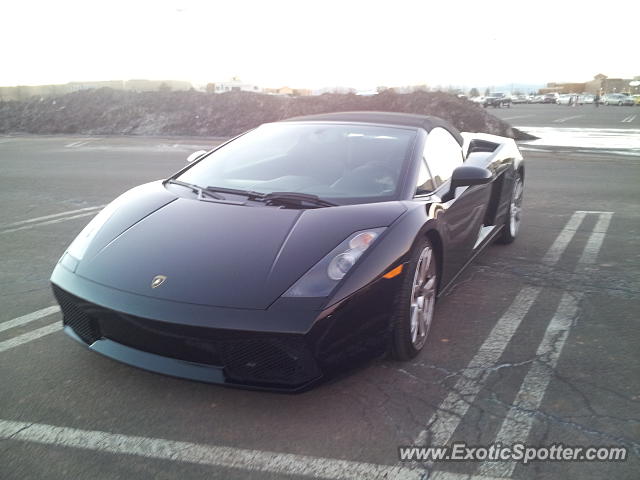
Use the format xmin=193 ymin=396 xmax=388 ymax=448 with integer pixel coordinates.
xmin=166 ymin=179 xmax=226 ymax=200
xmin=202 ymin=185 xmax=337 ymax=208
xmin=261 ymin=192 xmax=337 ymax=208
xmin=204 ymin=186 xmax=266 ymax=199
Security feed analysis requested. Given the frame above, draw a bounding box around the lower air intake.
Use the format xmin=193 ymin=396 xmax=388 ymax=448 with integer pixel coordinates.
xmin=223 ymin=337 xmax=320 ymax=387
xmin=52 ymin=286 xmax=101 ymax=345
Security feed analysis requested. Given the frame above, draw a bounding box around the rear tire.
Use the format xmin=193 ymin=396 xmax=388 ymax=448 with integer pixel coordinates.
xmin=390 ymin=238 xmax=438 ymax=360
xmin=497 ymin=171 xmax=523 ymax=244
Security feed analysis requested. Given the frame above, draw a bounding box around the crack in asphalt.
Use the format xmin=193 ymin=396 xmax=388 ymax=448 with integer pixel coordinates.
xmin=559 ymin=375 xmax=640 ymax=406
xmin=484 ymin=391 xmax=640 ymax=456
xmin=551 ymin=371 xmax=640 ymax=425
xmin=472 ymin=260 xmax=640 ymax=299
xmin=417 ymin=328 xmax=640 ymax=454
xmin=408 ymin=358 xmax=539 ymax=387
xmin=1 ymin=422 xmax=34 ymax=447
xmin=382 ymin=347 xmax=640 ymax=459
xmin=405 ymin=248 xmax=638 ymax=467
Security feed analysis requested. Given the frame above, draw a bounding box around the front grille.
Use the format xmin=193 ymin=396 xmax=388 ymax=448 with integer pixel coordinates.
xmin=223 ymin=337 xmax=320 ymax=387
xmin=51 ymin=285 xmax=320 ymax=388
xmin=53 ymin=286 xmax=100 ymax=344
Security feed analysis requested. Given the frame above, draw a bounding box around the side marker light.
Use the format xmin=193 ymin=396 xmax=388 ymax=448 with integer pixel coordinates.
xmin=383 ymin=264 xmax=404 ymax=279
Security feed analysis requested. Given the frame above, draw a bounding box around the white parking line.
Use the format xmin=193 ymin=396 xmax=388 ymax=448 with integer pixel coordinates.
xmin=552 ymin=115 xmax=584 ymax=123
xmin=1 ymin=210 xmax=100 ymax=234
xmin=0 ymin=419 xmax=510 ymax=480
xmin=578 ymin=213 xmax=613 ymax=265
xmin=621 ymin=115 xmax=636 ymax=123
xmin=0 ymin=306 xmax=60 ymax=334
xmin=478 ymin=211 xmax=613 ymax=478
xmin=65 ymin=140 xmax=93 ymax=148
xmin=541 ymin=211 xmax=586 ymax=265
xmin=2 ymin=205 xmax=105 ymax=228
xmin=477 ymin=293 xmax=579 ymax=477
xmin=415 ymin=212 xmax=588 ymax=446
xmin=0 ymin=323 xmax=62 ymax=353
xmin=414 ymin=287 xmax=540 ymax=447
xmin=501 ymin=115 xmax=534 ymax=121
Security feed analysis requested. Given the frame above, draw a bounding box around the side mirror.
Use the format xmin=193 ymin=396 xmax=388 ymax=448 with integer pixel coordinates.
xmin=444 ymin=166 xmax=493 ymax=201
xmin=186 ymin=150 xmax=207 ymax=163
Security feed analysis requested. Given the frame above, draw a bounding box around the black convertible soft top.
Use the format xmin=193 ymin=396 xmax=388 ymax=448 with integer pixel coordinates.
xmin=281 ymin=111 xmax=463 ymax=146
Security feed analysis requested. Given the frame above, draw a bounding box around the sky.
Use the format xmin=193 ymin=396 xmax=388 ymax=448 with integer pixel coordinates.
xmin=2 ymin=0 xmax=638 ymax=90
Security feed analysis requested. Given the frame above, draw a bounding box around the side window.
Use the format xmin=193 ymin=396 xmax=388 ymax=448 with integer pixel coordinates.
xmin=423 ymin=127 xmax=463 ymax=186
xmin=416 ymin=159 xmax=435 ymax=195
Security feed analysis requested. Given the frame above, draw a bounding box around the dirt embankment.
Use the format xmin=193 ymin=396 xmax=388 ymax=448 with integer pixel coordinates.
xmin=0 ymin=88 xmax=535 ymax=140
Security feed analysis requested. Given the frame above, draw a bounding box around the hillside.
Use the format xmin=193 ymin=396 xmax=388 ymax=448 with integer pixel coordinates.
xmin=0 ymin=88 xmax=534 ymax=139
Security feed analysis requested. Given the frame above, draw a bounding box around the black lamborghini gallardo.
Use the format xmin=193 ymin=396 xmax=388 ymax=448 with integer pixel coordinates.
xmin=51 ymin=112 xmax=524 ymax=391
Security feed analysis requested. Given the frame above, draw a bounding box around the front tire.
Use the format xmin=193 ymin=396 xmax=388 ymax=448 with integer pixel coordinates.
xmin=497 ymin=171 xmax=523 ymax=244
xmin=391 ymin=238 xmax=438 ymax=360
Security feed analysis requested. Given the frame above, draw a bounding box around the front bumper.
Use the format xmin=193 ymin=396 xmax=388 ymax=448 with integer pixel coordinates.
xmin=54 ymin=285 xmax=321 ymax=391
xmin=51 ymin=263 xmax=399 ymax=391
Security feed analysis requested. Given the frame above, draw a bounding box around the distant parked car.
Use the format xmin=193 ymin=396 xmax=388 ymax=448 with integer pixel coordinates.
xmin=602 ymin=93 xmax=635 ymax=106
xmin=557 ymin=94 xmax=580 ymax=105
xmin=543 ymin=93 xmax=558 ymax=104
xmin=483 ymin=92 xmax=511 ymax=108
xmin=511 ymin=95 xmax=529 ymax=104
xmin=629 ymin=95 xmax=640 ymax=106
xmin=532 ymin=95 xmax=545 ymax=104
xmin=578 ymin=94 xmax=595 ymax=105
xmin=470 ymin=96 xmax=485 ymax=105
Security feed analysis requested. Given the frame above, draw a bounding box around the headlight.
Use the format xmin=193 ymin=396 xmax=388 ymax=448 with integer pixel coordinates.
xmin=327 ymin=252 xmax=357 ymax=281
xmin=284 ymin=228 xmax=385 ymax=297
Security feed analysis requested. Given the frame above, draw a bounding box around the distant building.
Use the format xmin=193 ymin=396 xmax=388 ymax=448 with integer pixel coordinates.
xmin=263 ymin=86 xmax=312 ymax=96
xmin=583 ymin=74 xmax=639 ymax=94
xmin=601 ymin=78 xmax=634 ymax=94
xmin=207 ymin=77 xmax=261 ymax=94
xmin=264 ymin=86 xmax=294 ymax=96
xmin=584 ymin=74 xmax=607 ymax=94
xmin=540 ymin=74 xmax=640 ymax=95
xmin=540 ymin=82 xmax=586 ymax=94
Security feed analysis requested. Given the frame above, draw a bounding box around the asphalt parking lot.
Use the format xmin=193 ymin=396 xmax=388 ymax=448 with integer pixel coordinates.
xmin=1 ymin=133 xmax=639 ymax=479
xmin=489 ymin=102 xmax=639 ymax=129
xmin=492 ymin=103 xmax=640 ymax=155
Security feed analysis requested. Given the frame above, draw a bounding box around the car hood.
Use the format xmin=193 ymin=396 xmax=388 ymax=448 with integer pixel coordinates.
xmin=75 ymin=182 xmax=407 ymax=309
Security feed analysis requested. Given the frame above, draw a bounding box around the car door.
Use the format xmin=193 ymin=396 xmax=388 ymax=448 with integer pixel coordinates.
xmin=422 ymin=127 xmax=492 ymax=284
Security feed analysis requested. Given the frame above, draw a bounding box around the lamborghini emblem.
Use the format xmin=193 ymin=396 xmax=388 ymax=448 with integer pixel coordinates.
xmin=151 ymin=275 xmax=167 ymax=288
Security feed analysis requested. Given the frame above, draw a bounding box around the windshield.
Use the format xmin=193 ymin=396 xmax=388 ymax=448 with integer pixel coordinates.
xmin=177 ymin=122 xmax=417 ymax=204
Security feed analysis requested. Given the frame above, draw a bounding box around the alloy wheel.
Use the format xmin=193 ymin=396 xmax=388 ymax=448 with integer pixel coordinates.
xmin=409 ymin=245 xmax=437 ymax=349
xmin=509 ymin=176 xmax=524 ymax=237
